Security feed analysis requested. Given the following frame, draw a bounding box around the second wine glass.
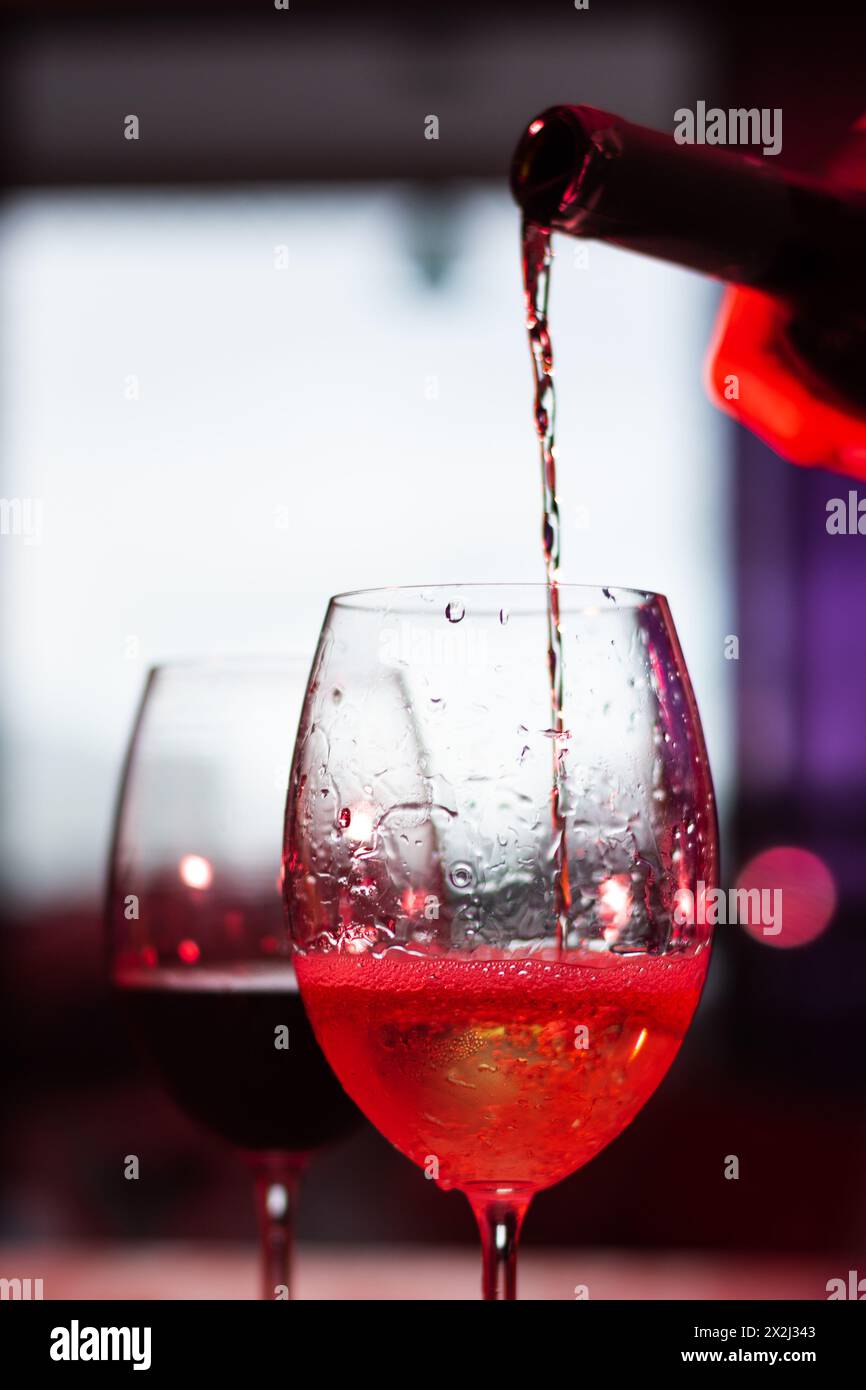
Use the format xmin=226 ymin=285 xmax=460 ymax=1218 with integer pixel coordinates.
xmin=109 ymin=657 xmax=360 ymax=1299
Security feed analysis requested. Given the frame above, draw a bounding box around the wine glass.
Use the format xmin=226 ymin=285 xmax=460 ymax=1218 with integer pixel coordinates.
xmin=284 ymin=584 xmax=716 ymax=1300
xmin=108 ymin=657 xmax=360 ymax=1300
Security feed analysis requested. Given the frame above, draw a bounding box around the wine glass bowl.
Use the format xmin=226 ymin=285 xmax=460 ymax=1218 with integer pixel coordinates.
xmin=285 ymin=584 xmax=716 ymax=1297
xmin=288 ymin=585 xmax=715 ymax=958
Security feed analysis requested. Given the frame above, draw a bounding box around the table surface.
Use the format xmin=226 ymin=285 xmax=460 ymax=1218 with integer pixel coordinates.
xmin=0 ymin=1244 xmax=836 ymax=1300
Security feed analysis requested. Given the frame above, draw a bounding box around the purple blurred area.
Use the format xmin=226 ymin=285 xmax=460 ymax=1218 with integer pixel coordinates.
xmin=2 ymin=0 xmax=865 ymax=1272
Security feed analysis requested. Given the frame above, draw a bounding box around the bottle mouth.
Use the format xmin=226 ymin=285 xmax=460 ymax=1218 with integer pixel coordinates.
xmin=509 ymin=106 xmax=590 ymax=225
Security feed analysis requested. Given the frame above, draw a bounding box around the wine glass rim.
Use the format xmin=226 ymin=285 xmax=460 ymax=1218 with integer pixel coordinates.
xmin=330 ymin=582 xmax=664 ymax=614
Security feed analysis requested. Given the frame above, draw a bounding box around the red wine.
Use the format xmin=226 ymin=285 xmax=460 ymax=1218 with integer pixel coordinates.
xmin=116 ymin=963 xmax=360 ymax=1153
xmin=522 ymin=217 xmax=571 ymax=952
xmin=297 ymin=949 xmax=707 ymax=1192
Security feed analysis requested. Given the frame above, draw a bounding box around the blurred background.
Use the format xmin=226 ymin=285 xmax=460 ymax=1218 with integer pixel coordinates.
xmin=1 ymin=0 xmax=864 ymax=1294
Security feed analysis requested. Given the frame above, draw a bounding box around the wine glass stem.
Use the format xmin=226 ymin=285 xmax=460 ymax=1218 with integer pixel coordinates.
xmin=469 ymin=1191 xmax=531 ymax=1301
xmin=248 ymin=1153 xmax=308 ymax=1301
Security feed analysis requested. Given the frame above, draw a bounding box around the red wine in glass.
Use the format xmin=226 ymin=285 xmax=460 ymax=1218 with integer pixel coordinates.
xmin=117 ymin=960 xmax=359 ymax=1154
xmin=296 ymin=949 xmax=707 ymax=1191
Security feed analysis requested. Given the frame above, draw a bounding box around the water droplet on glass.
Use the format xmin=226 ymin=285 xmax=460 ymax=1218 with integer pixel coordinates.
xmin=445 ymin=600 xmax=465 ymax=624
xmin=338 ymin=807 xmax=351 ymax=829
xmin=449 ymin=862 xmax=475 ymax=890
xmin=499 ymin=607 xmax=509 ymax=626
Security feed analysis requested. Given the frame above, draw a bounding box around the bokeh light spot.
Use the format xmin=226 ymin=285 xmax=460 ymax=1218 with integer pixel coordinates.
xmin=344 ymin=804 xmax=375 ymax=843
xmin=179 ymin=853 xmax=213 ymax=890
xmin=598 ymin=874 xmax=633 ymax=934
xmin=736 ymin=846 xmax=836 ymax=949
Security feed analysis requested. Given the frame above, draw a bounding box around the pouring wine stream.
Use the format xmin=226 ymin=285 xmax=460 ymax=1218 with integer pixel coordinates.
xmin=521 ymin=217 xmax=572 ymax=955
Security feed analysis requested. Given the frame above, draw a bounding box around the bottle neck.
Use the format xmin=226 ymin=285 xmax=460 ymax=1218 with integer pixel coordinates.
xmin=510 ymin=105 xmax=866 ymax=306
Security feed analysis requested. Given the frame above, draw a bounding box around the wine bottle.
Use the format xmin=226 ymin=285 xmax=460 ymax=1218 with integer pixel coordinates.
xmin=511 ymin=105 xmax=866 ymax=478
